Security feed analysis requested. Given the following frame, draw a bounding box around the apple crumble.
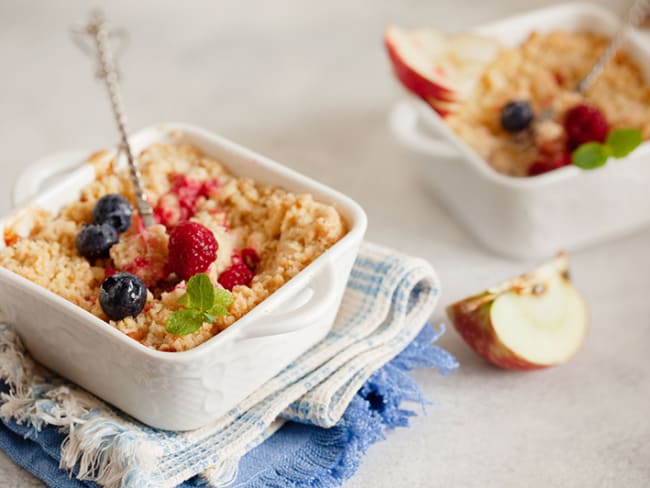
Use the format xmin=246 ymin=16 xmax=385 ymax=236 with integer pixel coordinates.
xmin=0 ymin=143 xmax=347 ymax=351
xmin=446 ymin=30 xmax=650 ymax=176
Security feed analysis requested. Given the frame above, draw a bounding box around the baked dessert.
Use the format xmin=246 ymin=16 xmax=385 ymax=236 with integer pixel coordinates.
xmin=386 ymin=28 xmax=650 ymax=176
xmin=0 ymin=142 xmax=347 ymax=351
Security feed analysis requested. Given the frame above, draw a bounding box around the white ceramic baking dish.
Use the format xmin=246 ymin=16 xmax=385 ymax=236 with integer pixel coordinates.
xmin=0 ymin=123 xmax=367 ymax=431
xmin=390 ymin=3 xmax=650 ymax=260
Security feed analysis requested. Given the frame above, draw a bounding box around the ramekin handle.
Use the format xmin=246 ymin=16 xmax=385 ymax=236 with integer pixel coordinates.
xmin=13 ymin=150 xmax=90 ymax=208
xmin=236 ymin=264 xmax=338 ymax=340
xmin=390 ymin=100 xmax=460 ymax=160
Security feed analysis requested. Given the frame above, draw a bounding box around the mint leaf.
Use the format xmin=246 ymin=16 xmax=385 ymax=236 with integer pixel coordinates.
xmin=207 ymin=303 xmax=229 ymax=317
xmin=177 ymin=293 xmax=191 ymax=307
xmin=167 ymin=273 xmax=233 ymax=335
xmin=185 ymin=274 xmax=215 ymax=312
xmin=166 ymin=309 xmax=207 ymax=335
xmin=214 ymin=288 xmax=234 ymax=308
xmin=572 ymin=142 xmax=608 ymax=170
xmin=606 ymin=128 xmax=642 ymax=158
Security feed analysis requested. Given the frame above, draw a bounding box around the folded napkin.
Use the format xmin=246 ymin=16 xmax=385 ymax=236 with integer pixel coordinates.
xmin=0 ymin=323 xmax=456 ymax=488
xmin=0 ymin=242 xmax=457 ymax=487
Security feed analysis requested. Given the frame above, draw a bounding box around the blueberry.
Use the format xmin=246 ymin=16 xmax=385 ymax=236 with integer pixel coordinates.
xmin=76 ymin=223 xmax=118 ymax=259
xmin=93 ymin=194 xmax=133 ymax=233
xmin=500 ymin=100 xmax=534 ymax=133
xmin=99 ymin=272 xmax=147 ymax=321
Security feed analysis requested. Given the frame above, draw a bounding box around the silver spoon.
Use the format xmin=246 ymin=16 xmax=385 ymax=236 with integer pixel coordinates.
xmin=72 ymin=11 xmax=155 ymax=228
xmin=512 ymin=0 xmax=650 ymax=150
xmin=576 ymin=0 xmax=650 ymax=94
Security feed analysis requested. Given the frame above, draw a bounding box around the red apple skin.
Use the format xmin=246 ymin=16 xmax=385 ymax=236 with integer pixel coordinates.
xmin=447 ymin=297 xmax=548 ymax=371
xmin=429 ymin=103 xmax=452 ymax=118
xmin=435 ymin=110 xmax=451 ymax=118
xmin=384 ymin=30 xmax=457 ymax=103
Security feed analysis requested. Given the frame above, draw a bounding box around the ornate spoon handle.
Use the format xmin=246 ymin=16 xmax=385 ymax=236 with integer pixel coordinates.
xmin=73 ymin=11 xmax=154 ymax=227
xmin=576 ymin=0 xmax=650 ymax=93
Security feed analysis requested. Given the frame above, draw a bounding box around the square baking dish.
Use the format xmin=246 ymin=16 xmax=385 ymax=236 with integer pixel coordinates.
xmin=390 ymin=3 xmax=650 ymax=260
xmin=0 ymin=123 xmax=367 ymax=431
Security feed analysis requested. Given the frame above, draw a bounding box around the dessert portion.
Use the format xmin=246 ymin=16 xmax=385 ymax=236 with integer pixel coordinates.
xmin=447 ymin=254 xmax=588 ymax=371
xmin=386 ymin=27 xmax=649 ymax=176
xmin=0 ymin=143 xmax=347 ymax=352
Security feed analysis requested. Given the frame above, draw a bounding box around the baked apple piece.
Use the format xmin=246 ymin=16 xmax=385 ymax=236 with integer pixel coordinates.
xmin=447 ymin=254 xmax=588 ymax=370
xmin=384 ymin=26 xmax=500 ymax=115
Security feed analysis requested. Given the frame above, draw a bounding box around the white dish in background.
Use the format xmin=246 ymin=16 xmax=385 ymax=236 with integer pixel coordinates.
xmin=390 ymin=3 xmax=650 ymax=260
xmin=0 ymin=123 xmax=367 ymax=431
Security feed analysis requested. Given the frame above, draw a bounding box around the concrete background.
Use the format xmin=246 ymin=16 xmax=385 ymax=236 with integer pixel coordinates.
xmin=1 ymin=1 xmax=648 ymax=487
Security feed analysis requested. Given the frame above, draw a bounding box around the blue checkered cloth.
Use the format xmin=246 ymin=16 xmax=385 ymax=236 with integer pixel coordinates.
xmin=0 ymin=242 xmax=457 ymax=487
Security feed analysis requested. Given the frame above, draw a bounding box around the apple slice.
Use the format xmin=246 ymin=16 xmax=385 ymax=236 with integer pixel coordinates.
xmin=441 ymin=33 xmax=501 ymax=98
xmin=428 ymin=98 xmax=461 ymax=118
xmin=385 ymin=26 xmax=457 ymax=102
xmin=384 ymin=25 xmax=501 ymax=113
xmin=446 ymin=254 xmax=588 ymax=370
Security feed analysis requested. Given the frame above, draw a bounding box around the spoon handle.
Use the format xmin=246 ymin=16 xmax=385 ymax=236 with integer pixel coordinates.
xmin=576 ymin=0 xmax=650 ymax=93
xmin=74 ymin=12 xmax=155 ymax=227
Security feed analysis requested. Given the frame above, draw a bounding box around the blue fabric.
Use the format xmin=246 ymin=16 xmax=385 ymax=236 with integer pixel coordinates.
xmin=0 ymin=324 xmax=457 ymax=487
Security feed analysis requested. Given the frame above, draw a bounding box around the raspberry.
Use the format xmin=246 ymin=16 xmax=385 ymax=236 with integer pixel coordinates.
xmin=564 ymin=104 xmax=609 ymax=150
xmin=218 ymin=263 xmax=253 ymax=290
xmin=167 ymin=221 xmax=218 ymax=281
xmin=528 ymin=154 xmax=572 ymax=176
xmin=154 ymin=174 xmax=219 ymax=228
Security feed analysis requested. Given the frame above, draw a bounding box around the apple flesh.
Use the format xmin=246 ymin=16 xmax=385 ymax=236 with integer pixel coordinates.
xmin=385 ymin=26 xmax=457 ymax=103
xmin=428 ymin=98 xmax=461 ymax=118
xmin=447 ymin=254 xmax=588 ymax=370
xmin=384 ymin=26 xmax=501 ymax=114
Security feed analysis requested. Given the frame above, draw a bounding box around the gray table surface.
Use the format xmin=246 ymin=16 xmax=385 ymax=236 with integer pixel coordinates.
xmin=1 ymin=1 xmax=648 ymax=487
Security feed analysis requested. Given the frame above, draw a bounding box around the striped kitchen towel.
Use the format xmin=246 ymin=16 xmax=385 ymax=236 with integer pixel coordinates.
xmin=0 ymin=242 xmax=457 ymax=487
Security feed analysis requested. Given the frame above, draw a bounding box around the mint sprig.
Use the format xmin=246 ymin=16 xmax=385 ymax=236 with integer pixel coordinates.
xmin=166 ymin=274 xmax=233 ymax=336
xmin=605 ymin=129 xmax=643 ymax=158
xmin=572 ymin=128 xmax=642 ymax=170
xmin=572 ymin=142 xmax=608 ymax=169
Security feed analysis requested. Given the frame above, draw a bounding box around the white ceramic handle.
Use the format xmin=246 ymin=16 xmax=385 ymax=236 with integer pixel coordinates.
xmin=389 ymin=101 xmax=460 ymax=160
xmin=236 ymin=264 xmax=338 ymax=340
xmin=13 ymin=150 xmax=90 ymax=208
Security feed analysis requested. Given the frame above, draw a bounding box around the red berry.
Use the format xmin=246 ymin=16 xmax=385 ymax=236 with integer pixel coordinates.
xmin=218 ymin=263 xmax=253 ymax=291
xmin=154 ymin=174 xmax=220 ymax=228
xmin=167 ymin=221 xmax=218 ymax=281
xmin=241 ymin=247 xmax=260 ymax=271
xmin=564 ymin=104 xmax=609 ymax=150
xmin=528 ymin=154 xmax=572 ymax=176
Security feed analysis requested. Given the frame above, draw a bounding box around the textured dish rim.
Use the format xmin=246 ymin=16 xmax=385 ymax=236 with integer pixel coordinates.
xmin=0 ymin=122 xmax=368 ymax=362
